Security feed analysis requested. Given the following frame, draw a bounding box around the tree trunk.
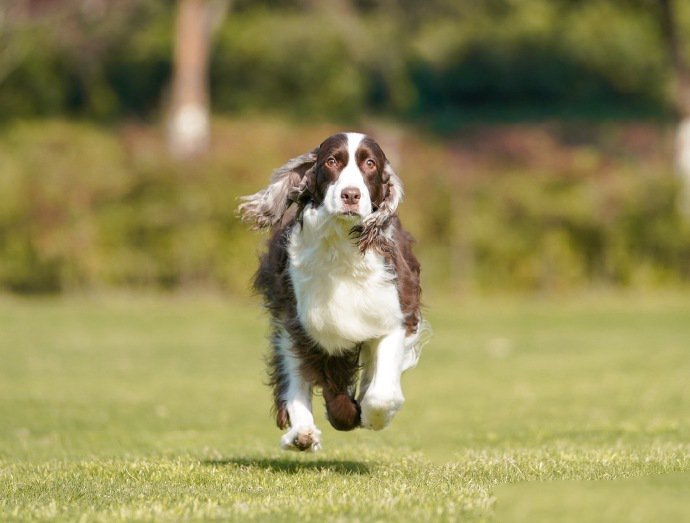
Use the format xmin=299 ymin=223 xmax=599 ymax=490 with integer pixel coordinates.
xmin=659 ymin=0 xmax=690 ymax=214
xmin=167 ymin=0 xmax=213 ymax=160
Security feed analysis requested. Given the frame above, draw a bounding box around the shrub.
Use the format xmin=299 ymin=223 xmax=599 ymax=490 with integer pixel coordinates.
xmin=1 ymin=119 xmax=689 ymax=295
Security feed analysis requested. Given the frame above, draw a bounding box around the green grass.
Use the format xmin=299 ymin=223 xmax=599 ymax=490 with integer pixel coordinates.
xmin=494 ymin=472 xmax=690 ymax=522
xmin=1 ymin=292 xmax=689 ymax=521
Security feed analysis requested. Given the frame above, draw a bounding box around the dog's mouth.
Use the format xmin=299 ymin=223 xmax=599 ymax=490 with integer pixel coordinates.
xmin=338 ymin=210 xmax=362 ymax=220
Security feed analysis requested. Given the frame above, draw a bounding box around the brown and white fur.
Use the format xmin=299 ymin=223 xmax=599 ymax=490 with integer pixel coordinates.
xmin=238 ymin=132 xmax=426 ymax=452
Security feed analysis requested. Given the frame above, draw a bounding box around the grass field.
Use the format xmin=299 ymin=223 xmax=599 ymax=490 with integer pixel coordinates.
xmin=1 ymin=292 xmax=689 ymax=521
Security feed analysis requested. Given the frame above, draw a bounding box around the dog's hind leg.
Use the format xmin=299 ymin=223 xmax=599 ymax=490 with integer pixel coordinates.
xmin=290 ymin=341 xmax=361 ymax=432
xmin=270 ymin=326 xmax=321 ymax=452
xmin=320 ymin=351 xmax=361 ymax=431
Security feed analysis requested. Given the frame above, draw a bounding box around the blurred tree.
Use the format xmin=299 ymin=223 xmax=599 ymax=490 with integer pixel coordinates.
xmin=659 ymin=0 xmax=690 ymax=214
xmin=167 ymin=0 xmax=229 ymax=159
xmin=0 ymin=0 xmax=145 ymax=119
xmin=0 ymin=0 xmax=687 ymax=127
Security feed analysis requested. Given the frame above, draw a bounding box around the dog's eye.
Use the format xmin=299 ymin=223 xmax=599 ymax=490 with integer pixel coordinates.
xmin=365 ymin=159 xmax=376 ymax=169
xmin=326 ymin=157 xmax=337 ymax=167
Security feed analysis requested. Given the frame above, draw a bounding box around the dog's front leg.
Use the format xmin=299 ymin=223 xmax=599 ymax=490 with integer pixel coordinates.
xmin=360 ymin=327 xmax=406 ymax=430
xmin=275 ymin=331 xmax=322 ymax=452
xmin=281 ymin=374 xmax=321 ymax=452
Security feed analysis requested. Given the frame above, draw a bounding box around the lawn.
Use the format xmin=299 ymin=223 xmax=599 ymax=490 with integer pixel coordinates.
xmin=1 ymin=292 xmax=689 ymax=521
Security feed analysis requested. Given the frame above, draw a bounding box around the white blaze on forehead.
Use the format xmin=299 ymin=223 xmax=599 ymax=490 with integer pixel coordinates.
xmin=345 ymin=132 xmax=366 ymax=161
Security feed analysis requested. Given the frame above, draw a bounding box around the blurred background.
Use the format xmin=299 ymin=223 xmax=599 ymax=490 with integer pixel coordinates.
xmin=4 ymin=5 xmax=690 ymax=519
xmin=2 ymin=0 xmax=690 ymax=297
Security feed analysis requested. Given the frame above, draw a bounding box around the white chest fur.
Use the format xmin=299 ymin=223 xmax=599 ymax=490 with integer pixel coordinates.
xmin=287 ymin=211 xmax=403 ymax=353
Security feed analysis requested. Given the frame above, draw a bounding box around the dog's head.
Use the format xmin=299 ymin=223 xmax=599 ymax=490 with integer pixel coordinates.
xmin=238 ymin=132 xmax=403 ymax=233
xmin=307 ymin=132 xmax=393 ymax=220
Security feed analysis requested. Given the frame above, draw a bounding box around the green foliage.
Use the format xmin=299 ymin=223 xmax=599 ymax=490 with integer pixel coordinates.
xmin=0 ymin=119 xmax=689 ymax=294
xmin=465 ymin=169 xmax=690 ymax=290
xmin=0 ymin=27 xmax=71 ymax=118
xmin=404 ymin=124 xmax=690 ymax=292
xmin=104 ymin=8 xmax=173 ymax=117
xmin=212 ymin=12 xmax=367 ymax=119
xmin=407 ymin=0 xmax=669 ymax=124
xmin=0 ymin=2 xmax=170 ymax=121
xmin=1 ymin=294 xmax=689 ymax=520
xmin=0 ymin=119 xmax=262 ymax=293
xmin=0 ymin=1 xmax=682 ymax=122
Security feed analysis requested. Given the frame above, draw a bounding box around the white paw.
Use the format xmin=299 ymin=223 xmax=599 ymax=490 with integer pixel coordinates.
xmin=360 ymin=393 xmax=404 ymax=431
xmin=280 ymin=425 xmax=322 ymax=452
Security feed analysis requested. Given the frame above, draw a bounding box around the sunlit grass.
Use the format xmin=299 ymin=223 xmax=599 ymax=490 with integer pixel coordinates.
xmin=1 ymin=292 xmax=689 ymax=521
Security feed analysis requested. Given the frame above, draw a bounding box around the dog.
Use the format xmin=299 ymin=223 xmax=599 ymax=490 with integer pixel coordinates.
xmin=238 ymin=132 xmax=426 ymax=451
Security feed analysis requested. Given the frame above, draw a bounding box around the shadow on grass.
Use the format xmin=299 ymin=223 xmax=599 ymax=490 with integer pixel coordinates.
xmin=203 ymin=457 xmax=372 ymax=475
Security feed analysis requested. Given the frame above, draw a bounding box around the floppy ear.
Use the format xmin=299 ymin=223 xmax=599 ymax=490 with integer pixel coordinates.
xmin=380 ymin=162 xmax=404 ymax=215
xmin=237 ymin=148 xmax=318 ymax=230
xmin=357 ymin=161 xmax=404 ymax=252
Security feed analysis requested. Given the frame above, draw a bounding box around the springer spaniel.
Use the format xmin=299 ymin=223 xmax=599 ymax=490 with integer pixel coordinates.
xmin=238 ymin=132 xmax=426 ymax=452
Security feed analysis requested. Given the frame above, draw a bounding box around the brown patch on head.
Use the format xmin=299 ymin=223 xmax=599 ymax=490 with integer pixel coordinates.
xmin=304 ymin=133 xmax=349 ymax=205
xmin=356 ymin=136 xmax=389 ymax=210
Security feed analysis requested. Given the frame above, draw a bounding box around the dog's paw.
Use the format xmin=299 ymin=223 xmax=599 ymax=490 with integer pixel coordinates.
xmin=280 ymin=425 xmax=322 ymax=452
xmin=360 ymin=393 xmax=404 ymax=431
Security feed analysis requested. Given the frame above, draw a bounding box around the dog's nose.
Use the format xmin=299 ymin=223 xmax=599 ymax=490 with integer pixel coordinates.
xmin=340 ymin=187 xmax=361 ymax=205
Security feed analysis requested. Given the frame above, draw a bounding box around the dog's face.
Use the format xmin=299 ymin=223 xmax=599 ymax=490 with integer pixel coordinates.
xmin=308 ymin=133 xmax=390 ymax=220
xmin=237 ymin=131 xmax=403 ymax=232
